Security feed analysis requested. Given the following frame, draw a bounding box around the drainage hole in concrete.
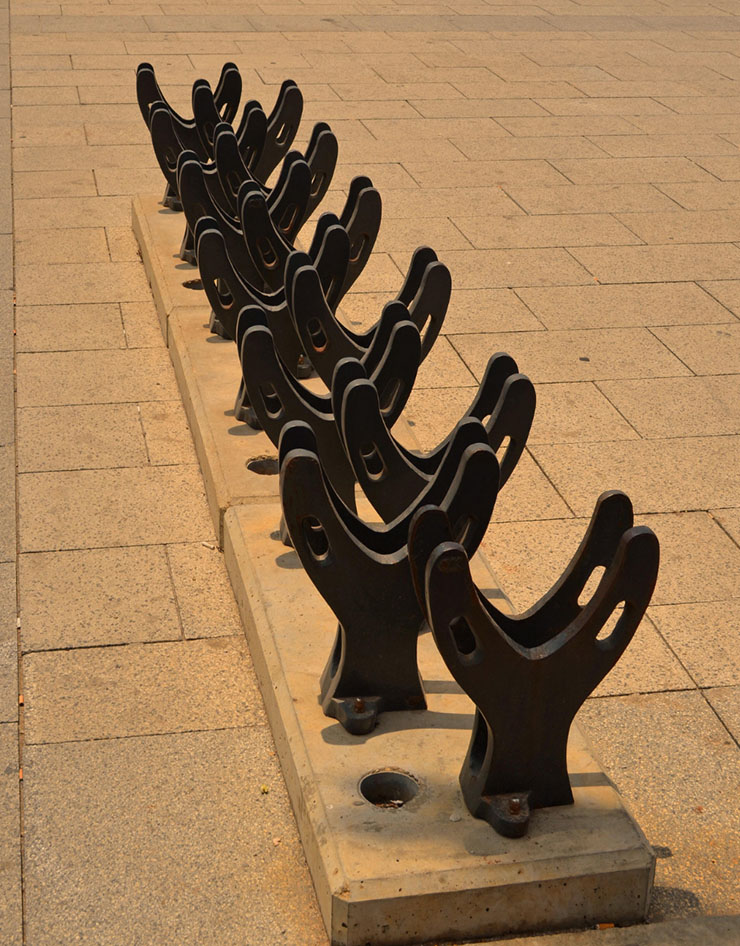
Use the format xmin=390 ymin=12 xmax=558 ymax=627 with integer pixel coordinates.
xmin=183 ymin=278 xmax=203 ymax=290
xmin=359 ymin=770 xmax=419 ymax=809
xmin=247 ymin=455 xmax=279 ymax=475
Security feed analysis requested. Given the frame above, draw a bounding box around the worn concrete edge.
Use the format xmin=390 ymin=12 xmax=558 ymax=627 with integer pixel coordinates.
xmin=166 ymin=307 xmax=253 ymax=545
xmin=132 ymin=195 xmax=173 ymax=340
xmin=222 ymin=504 xmax=338 ymax=936
xmin=223 ymin=504 xmax=655 ymax=946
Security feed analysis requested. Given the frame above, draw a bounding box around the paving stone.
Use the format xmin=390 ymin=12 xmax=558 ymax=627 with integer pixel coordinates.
xmin=408 ymin=247 xmax=592 ymax=290
xmin=372 ymin=216 xmax=471 ymax=253
xmin=495 ymin=116 xmax=643 ymax=137
xmin=120 ymin=300 xmax=164 ymax=348
xmin=0 ymin=563 xmax=16 ymax=724
xmin=480 ymin=514 xmax=611 ymax=612
xmin=105 ymin=226 xmax=141 ymax=262
xmin=12 ymin=124 xmax=86 ymax=147
xmin=491 ymin=449 xmax=573 ymax=523
xmin=381 ymin=185 xmax=524 ymax=219
xmin=451 ymin=134 xmax=607 ymax=160
xmin=452 ymin=213 xmax=641 ymax=249
xmin=363 ymin=116 xmax=507 ymax=141
xmin=571 ymin=244 xmax=740 ymax=283
xmin=700 ymin=280 xmax=740 ymax=318
xmin=15 ymin=302 xmax=126 ymax=352
xmin=139 ymin=400 xmax=196 ymax=465
xmin=14 ymin=195 xmax=132 ymax=229
xmin=430 ymin=287 xmax=542 ymax=334
xmin=0 ymin=446 xmax=15 ymax=564
xmin=403 ymin=383 xmax=478 ymax=453
xmin=420 ymin=914 xmax=740 ymax=944
xmin=615 ymin=209 xmax=740 ymax=244
xmin=503 ymin=183 xmax=679 ymax=214
xmin=17 ymin=348 xmax=179 ymax=406
xmin=712 ymin=506 xmax=740 ymax=546
xmin=0 ymin=724 xmax=21 ymax=946
xmin=588 ymin=133 xmax=740 ymax=157
xmin=554 ymin=157 xmax=711 ymax=184
xmin=450 ymin=78 xmax=588 ymax=101
xmin=22 ymin=729 xmax=325 ymax=946
xmin=93 ymin=167 xmax=164 ymax=196
xmin=704 ymin=686 xmax=740 ymax=744
xmin=650 ymin=601 xmax=740 ymax=688
xmin=656 ymin=180 xmax=740 ymax=210
xmin=452 ymin=328 xmax=688 ymax=383
xmin=13 ymin=168 xmax=96 ymax=199
xmin=77 ymin=83 xmax=164 ymax=105
xmin=17 ymin=403 xmax=148 ymax=473
xmin=24 ymin=637 xmax=260 ymax=744
xmin=570 ymin=81 xmax=703 ymax=99
xmin=516 ymin=283 xmax=730 ymax=331
xmin=14 ymin=143 xmax=155 ymax=172
xmin=302 ymin=98 xmax=416 ymax=121
xmin=597 ymin=376 xmax=740 ymax=439
xmin=167 ymin=542 xmax=243 ymax=640
xmin=405 ymin=159 xmax=571 ymax=189
xmin=331 ymin=161 xmax=419 ymax=191
xmin=531 ymin=380 xmax=641 ymax=443
xmin=414 ymin=335 xmax=477 ymax=390
xmin=33 ymin=13 xmax=150 ymax=32
xmin=15 ymin=260 xmax=152 ymax=306
xmin=531 ymin=438 xmax=740 ymax=516
xmin=332 ymin=252 xmax=400 ymax=295
xmin=595 ymin=612 xmax=694 ymax=698
xmin=14 ymin=226 xmax=108 ymax=266
xmin=577 ymin=691 xmax=740 ymax=918
xmin=332 ymin=79 xmax=461 ymax=101
xmin=19 ymin=546 xmax=181 ymax=651
xmin=18 ymin=464 xmax=213 ymax=552
xmin=651 ymin=322 xmax=740 ymax=375
xmin=0 ymin=233 xmax=10 ymax=287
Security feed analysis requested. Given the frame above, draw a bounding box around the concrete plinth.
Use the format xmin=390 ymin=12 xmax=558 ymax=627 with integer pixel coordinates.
xmin=134 ymin=192 xmax=656 ymax=946
xmin=225 ymin=503 xmax=655 ymax=946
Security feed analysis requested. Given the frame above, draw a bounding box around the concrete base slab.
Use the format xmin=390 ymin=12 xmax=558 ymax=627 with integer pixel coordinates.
xmin=224 ymin=502 xmax=655 ymax=946
xmin=134 ymin=190 xmax=657 ymax=945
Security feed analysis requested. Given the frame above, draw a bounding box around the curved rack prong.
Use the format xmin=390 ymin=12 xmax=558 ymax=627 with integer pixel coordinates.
xmin=239 ymin=324 xmax=358 ymax=510
xmin=395 ymin=352 xmax=535 ymax=488
xmin=238 ymin=314 xmax=421 ymax=487
xmin=195 ymin=226 xmax=306 ymax=375
xmin=287 ymin=264 xmax=424 ymax=392
xmin=148 ymin=102 xmax=188 ymax=211
xmin=179 ymin=157 xmax=266 ymax=281
xmin=280 ymin=422 xmax=500 ymax=734
xmin=302 ymin=124 xmax=339 ymax=223
xmin=340 ymin=378 xmax=490 ymax=521
xmin=338 ymin=184 xmax=382 ymax=298
xmin=237 ymin=181 xmax=301 ymax=293
xmin=234 ymin=101 xmax=268 ymax=172
xmin=335 ymin=349 xmax=532 ymax=516
xmin=250 ymin=79 xmax=304 ymax=183
xmin=408 ymin=496 xmax=659 ymax=838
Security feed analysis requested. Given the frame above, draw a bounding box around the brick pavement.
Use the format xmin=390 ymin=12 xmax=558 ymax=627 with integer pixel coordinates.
xmin=2 ymin=1 xmax=739 ymax=944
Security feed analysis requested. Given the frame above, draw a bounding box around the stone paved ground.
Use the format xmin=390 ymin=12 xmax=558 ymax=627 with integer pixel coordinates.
xmin=1 ymin=0 xmax=739 ymax=943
